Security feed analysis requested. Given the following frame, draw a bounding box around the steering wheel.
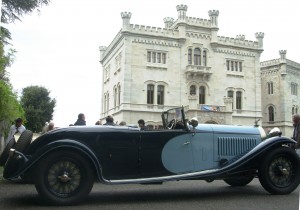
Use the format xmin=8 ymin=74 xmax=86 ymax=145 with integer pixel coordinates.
xmin=167 ymin=119 xmax=176 ymax=129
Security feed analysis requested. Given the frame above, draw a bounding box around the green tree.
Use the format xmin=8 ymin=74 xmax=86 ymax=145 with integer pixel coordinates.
xmin=20 ymin=86 xmax=56 ymax=132
xmin=1 ymin=0 xmax=51 ymax=24
xmin=0 ymin=40 xmax=24 ymax=138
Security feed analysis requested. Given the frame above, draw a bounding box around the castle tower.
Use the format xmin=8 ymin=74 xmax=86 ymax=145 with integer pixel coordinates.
xmin=255 ymin=32 xmax=264 ymax=48
xmin=176 ymin=4 xmax=188 ymax=21
xmin=279 ymin=50 xmax=287 ymax=62
xmin=163 ymin=17 xmax=174 ymax=29
xmin=208 ymin=10 xmax=219 ymax=43
xmin=121 ymin=12 xmax=132 ymax=31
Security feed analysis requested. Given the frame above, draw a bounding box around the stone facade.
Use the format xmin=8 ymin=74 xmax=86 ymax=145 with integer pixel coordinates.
xmin=261 ymin=51 xmax=300 ymax=136
xmin=99 ymin=4 xmax=264 ymax=128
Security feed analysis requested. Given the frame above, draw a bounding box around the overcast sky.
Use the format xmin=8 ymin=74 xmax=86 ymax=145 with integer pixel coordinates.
xmin=4 ymin=0 xmax=300 ymax=127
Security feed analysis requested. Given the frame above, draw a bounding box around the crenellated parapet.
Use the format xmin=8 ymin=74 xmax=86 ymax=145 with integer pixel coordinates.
xmin=217 ymin=35 xmax=259 ymax=48
xmin=260 ymin=59 xmax=281 ymax=67
xmin=185 ymin=16 xmax=211 ymax=27
xmin=127 ymin=24 xmax=179 ymax=37
xmin=236 ymin=34 xmax=245 ymax=41
xmin=132 ymin=39 xmax=181 ymax=48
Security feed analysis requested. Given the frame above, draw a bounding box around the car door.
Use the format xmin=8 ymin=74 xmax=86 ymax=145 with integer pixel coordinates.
xmin=139 ymin=130 xmax=194 ymax=176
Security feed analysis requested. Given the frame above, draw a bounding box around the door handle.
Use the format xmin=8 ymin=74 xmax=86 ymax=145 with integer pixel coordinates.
xmin=183 ymin=141 xmax=190 ymax=145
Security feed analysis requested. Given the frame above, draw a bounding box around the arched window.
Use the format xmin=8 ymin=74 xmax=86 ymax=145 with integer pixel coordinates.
xmin=157 ymin=85 xmax=164 ymax=105
xmin=147 ymin=84 xmax=154 ymax=104
xmin=188 ymin=49 xmax=192 ymax=65
xmin=268 ymin=106 xmax=274 ymax=122
xmin=194 ymin=48 xmax=201 ymax=65
xmin=203 ymin=50 xmax=207 ymax=66
xmin=292 ymin=107 xmax=295 ymax=115
xmin=236 ymin=91 xmax=242 ymax=109
xmin=268 ymin=82 xmax=273 ymax=94
xmin=190 ymin=85 xmax=196 ymax=95
xmin=199 ymin=86 xmax=205 ymax=104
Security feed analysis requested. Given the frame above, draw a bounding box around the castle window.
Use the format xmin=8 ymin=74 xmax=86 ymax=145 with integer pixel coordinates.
xmin=268 ymin=82 xmax=273 ymax=94
xmin=147 ymin=52 xmax=151 ymax=62
xmin=199 ymin=86 xmax=205 ymax=104
xmin=157 ymin=85 xmax=164 ymax=105
xmin=190 ymin=85 xmax=196 ymax=95
xmin=157 ymin=53 xmax=161 ymax=63
xmin=236 ymin=91 xmax=242 ymax=109
xmin=162 ymin=53 xmax=166 ymax=64
xmin=226 ymin=60 xmax=230 ymax=71
xmin=152 ymin=52 xmax=156 ymax=63
xmin=188 ymin=49 xmax=192 ymax=65
xmin=203 ymin=50 xmax=207 ymax=66
xmin=291 ymin=83 xmax=298 ymax=95
xmin=268 ymin=106 xmax=274 ymax=122
xmin=194 ymin=48 xmax=201 ymax=65
xmin=147 ymin=84 xmax=154 ymax=104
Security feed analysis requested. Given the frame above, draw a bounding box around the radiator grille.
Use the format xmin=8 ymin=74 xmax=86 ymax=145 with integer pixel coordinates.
xmin=218 ymin=137 xmax=257 ymax=156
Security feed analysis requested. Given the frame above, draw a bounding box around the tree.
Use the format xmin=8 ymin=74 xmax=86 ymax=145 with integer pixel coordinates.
xmin=20 ymin=86 xmax=56 ymax=132
xmin=0 ymin=39 xmax=24 ymax=139
xmin=1 ymin=0 xmax=51 ymax=24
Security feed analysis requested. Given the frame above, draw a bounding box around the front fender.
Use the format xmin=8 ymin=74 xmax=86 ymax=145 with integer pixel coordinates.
xmin=221 ymin=136 xmax=297 ymax=173
xmin=5 ymin=139 xmax=104 ymax=181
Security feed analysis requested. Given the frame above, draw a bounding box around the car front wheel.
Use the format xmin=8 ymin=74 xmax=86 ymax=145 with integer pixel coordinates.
xmin=34 ymin=150 xmax=94 ymax=205
xmin=258 ymin=147 xmax=300 ymax=194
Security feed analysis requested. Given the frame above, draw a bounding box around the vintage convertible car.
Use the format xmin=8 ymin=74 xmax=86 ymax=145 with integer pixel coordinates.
xmin=1 ymin=107 xmax=300 ymax=205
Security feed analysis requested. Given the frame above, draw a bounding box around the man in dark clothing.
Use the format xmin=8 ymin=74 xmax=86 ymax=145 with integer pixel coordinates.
xmin=138 ymin=119 xmax=147 ymax=130
xmin=103 ymin=115 xmax=115 ymax=126
xmin=74 ymin=113 xmax=86 ymax=126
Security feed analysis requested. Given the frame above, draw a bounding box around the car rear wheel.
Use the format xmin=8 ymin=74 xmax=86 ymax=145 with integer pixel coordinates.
xmin=224 ymin=176 xmax=254 ymax=186
xmin=258 ymin=147 xmax=300 ymax=194
xmin=34 ymin=150 xmax=94 ymax=205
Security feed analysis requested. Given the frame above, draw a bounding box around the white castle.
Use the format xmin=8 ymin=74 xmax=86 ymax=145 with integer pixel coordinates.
xmin=99 ymin=4 xmax=299 ymax=135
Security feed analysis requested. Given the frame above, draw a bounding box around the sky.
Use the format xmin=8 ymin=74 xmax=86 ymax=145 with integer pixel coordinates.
xmin=3 ymin=0 xmax=300 ymax=127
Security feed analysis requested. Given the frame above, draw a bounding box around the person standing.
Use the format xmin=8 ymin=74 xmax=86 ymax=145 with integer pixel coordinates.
xmin=5 ymin=118 xmax=26 ymax=145
xmin=138 ymin=119 xmax=147 ymax=130
xmin=74 ymin=113 xmax=86 ymax=126
xmin=103 ymin=115 xmax=115 ymax=126
xmin=292 ymin=114 xmax=300 ymax=153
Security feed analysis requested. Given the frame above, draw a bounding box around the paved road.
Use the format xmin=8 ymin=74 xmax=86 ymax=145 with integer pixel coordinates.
xmin=0 ymin=179 xmax=299 ymax=210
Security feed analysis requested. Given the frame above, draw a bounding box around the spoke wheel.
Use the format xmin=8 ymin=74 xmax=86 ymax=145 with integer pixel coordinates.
xmin=258 ymin=147 xmax=300 ymax=194
xmin=34 ymin=151 xmax=94 ymax=205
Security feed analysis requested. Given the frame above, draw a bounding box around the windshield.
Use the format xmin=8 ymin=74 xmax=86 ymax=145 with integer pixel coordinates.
xmin=161 ymin=107 xmax=186 ymax=129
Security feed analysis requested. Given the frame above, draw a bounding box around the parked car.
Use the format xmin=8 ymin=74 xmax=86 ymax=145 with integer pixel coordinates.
xmin=1 ymin=107 xmax=300 ymax=205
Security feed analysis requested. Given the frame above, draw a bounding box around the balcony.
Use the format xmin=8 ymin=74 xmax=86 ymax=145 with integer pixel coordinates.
xmin=185 ymin=65 xmax=212 ymax=80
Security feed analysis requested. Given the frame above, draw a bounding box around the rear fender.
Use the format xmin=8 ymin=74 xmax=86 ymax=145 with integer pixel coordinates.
xmin=6 ymin=139 xmax=105 ymax=182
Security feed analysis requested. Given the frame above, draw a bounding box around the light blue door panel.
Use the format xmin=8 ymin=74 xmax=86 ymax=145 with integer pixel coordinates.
xmin=161 ymin=134 xmax=194 ymax=174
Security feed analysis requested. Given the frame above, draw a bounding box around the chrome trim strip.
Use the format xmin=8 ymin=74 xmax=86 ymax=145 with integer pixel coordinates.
xmin=108 ymin=168 xmax=219 ymax=184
